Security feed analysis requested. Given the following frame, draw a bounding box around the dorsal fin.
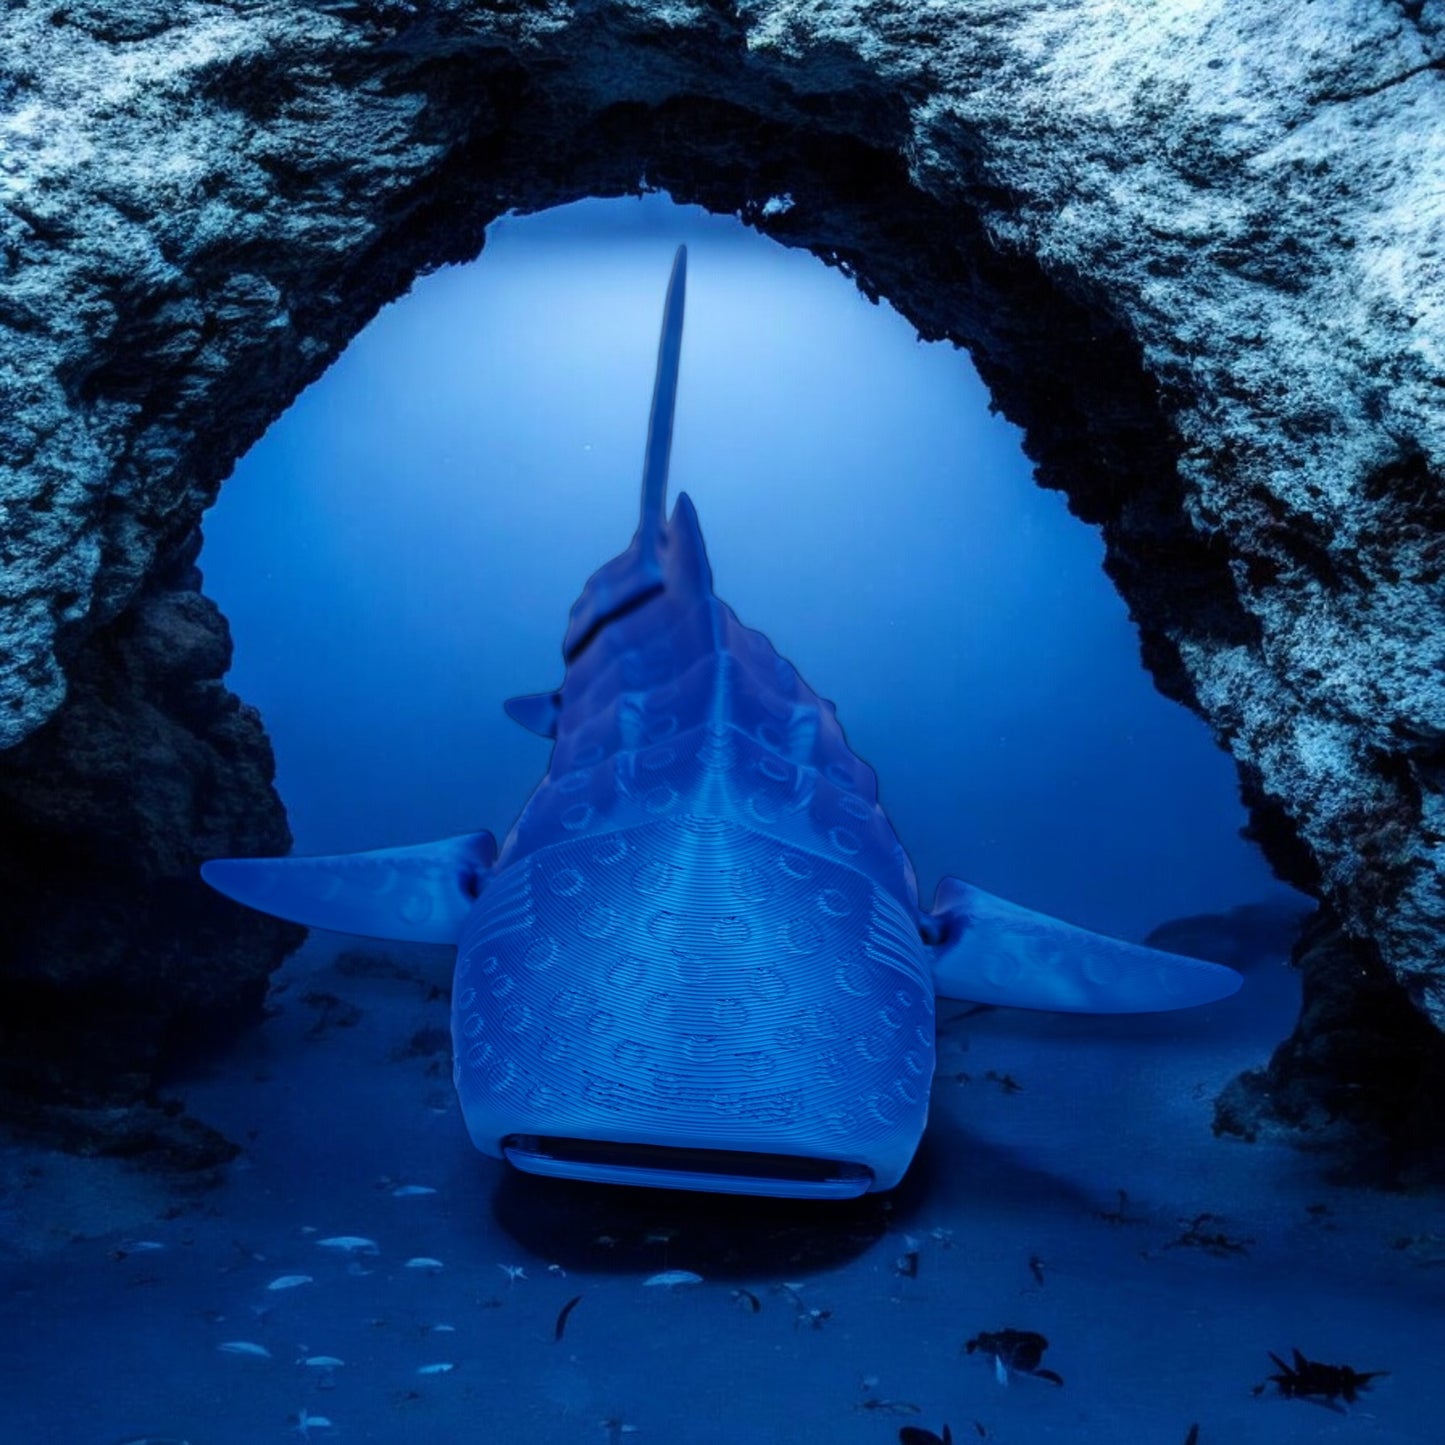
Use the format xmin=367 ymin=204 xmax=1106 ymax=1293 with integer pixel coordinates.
xmin=637 ymin=244 xmax=687 ymax=558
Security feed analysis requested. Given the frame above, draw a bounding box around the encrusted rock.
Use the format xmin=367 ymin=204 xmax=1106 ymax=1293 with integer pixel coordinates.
xmin=0 ymin=530 xmax=303 ymax=1159
xmin=1216 ymin=912 xmax=1445 ymax=1184
xmin=0 ymin=1 xmax=1441 ymax=1158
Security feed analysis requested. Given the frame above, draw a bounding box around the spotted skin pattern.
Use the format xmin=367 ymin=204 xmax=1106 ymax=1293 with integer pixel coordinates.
xmin=453 ymin=499 xmax=937 ymax=1185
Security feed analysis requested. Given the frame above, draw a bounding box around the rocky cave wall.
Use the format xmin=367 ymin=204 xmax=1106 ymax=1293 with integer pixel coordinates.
xmin=0 ymin=0 xmax=1442 ymax=1166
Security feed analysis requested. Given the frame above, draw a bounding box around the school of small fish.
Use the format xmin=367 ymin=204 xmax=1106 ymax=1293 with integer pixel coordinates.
xmin=267 ymin=1274 xmax=314 ymax=1292
xmin=117 ymin=1157 xmax=1094 ymax=1443
xmin=158 ymin=1191 xmax=746 ymax=1442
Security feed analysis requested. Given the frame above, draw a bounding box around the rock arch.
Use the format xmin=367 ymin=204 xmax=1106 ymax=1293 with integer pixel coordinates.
xmin=1 ymin=1 xmax=1441 ymax=1166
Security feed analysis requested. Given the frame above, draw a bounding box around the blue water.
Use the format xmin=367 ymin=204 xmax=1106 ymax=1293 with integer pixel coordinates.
xmin=201 ymin=194 xmax=1289 ymax=946
xmin=20 ymin=197 xmax=1440 ymax=1445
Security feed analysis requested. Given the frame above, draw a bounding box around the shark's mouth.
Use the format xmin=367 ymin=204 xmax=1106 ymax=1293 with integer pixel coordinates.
xmin=501 ymin=1134 xmax=874 ymax=1199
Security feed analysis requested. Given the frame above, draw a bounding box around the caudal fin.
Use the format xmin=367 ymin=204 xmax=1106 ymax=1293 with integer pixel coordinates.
xmin=561 ymin=245 xmax=688 ymax=661
xmin=638 ymin=244 xmax=687 ymax=556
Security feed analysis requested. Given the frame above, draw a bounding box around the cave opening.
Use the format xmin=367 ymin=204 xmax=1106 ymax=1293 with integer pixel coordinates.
xmin=199 ymin=192 xmax=1287 ymax=949
xmin=0 ymin=58 xmax=1359 ymax=1189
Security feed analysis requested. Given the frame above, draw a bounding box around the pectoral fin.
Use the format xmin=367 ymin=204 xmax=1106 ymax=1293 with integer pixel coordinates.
xmin=201 ymin=831 xmax=497 ymax=944
xmin=925 ymin=877 xmax=1242 ymax=1013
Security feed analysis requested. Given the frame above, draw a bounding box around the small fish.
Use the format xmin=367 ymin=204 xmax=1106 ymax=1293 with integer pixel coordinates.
xmin=1096 ymin=1189 xmax=1137 ymax=1225
xmin=731 ymin=1288 xmax=762 ymax=1313
xmin=857 ymin=1399 xmax=921 ymax=1415
xmin=416 ymin=1361 xmax=455 ymax=1375
xmin=900 ymin=1428 xmax=953 ymax=1445
xmin=1183 ymin=1427 xmax=1199 ymax=1445
xmin=317 ymin=1236 xmax=378 ymax=1255
xmin=555 ymin=1294 xmax=583 ymax=1342
xmin=110 ymin=1240 xmax=167 ymax=1262
xmin=643 ymin=1269 xmax=703 ymax=1288
xmin=1028 ymin=1255 xmax=1045 ymax=1286
xmin=116 ymin=1437 xmax=191 ymax=1444
xmin=267 ymin=1274 xmax=314 ymax=1291
xmin=301 ymin=1355 xmax=345 ymax=1369
xmin=498 ymin=1263 xmax=527 ymax=1283
xmin=218 ymin=1340 xmax=272 ymax=1358
xmin=895 ymin=1249 xmax=920 ymax=1279
xmin=391 ymin=1185 xmax=437 ymax=1197
xmin=293 ymin=1407 xmax=332 ymax=1438
xmin=405 ymin=1257 xmax=444 ymax=1271
xmin=428 ymin=1323 xmax=457 ymax=1333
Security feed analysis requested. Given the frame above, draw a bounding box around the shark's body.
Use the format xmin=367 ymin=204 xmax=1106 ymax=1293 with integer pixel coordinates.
xmin=204 ymin=248 xmax=1240 ymax=1198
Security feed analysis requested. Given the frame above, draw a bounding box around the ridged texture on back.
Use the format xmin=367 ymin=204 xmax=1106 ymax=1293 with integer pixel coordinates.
xmin=500 ymin=494 xmax=919 ymax=915
xmin=456 ymin=493 xmax=933 ymax=1187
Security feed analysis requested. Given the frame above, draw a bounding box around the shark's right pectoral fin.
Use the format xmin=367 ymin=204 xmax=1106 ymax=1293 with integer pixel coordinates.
xmin=201 ymin=831 xmax=497 ymax=944
xmin=925 ymin=877 xmax=1243 ymax=1013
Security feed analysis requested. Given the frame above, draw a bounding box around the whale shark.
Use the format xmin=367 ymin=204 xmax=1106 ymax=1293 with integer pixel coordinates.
xmin=203 ymin=246 xmax=1241 ymax=1199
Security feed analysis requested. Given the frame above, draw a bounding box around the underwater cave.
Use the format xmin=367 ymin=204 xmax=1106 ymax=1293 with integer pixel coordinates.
xmin=201 ymin=194 xmax=1283 ymax=945
xmin=1 ymin=3 xmax=1444 ymax=1438
xmin=1 ymin=0 xmax=1441 ymax=1171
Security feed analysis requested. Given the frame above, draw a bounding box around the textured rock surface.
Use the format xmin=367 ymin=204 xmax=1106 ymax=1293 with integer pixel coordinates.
xmin=0 ymin=1 xmax=1442 ymax=1154
xmin=1216 ymin=909 xmax=1445 ymax=1184
xmin=0 ymin=527 xmax=304 ymax=1162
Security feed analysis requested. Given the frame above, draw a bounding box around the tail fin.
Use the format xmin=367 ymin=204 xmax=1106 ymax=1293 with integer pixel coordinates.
xmin=637 ymin=244 xmax=687 ymax=557
xmin=560 ymin=245 xmax=688 ymax=661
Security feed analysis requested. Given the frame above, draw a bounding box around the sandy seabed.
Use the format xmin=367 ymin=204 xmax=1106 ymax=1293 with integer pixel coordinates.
xmin=1 ymin=920 xmax=1440 ymax=1445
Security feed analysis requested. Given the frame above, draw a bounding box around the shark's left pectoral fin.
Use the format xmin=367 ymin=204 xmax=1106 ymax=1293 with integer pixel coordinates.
xmin=925 ymin=877 xmax=1242 ymax=1013
xmin=201 ymin=831 xmax=497 ymax=944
